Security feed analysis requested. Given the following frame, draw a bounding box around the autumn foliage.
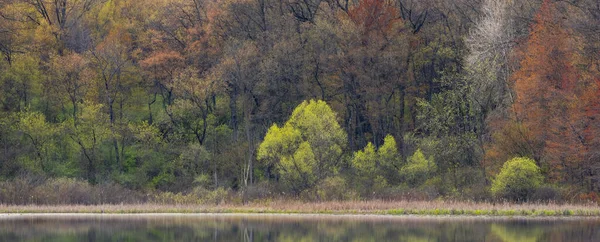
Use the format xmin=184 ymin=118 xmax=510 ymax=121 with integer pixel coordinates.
xmin=505 ymin=0 xmax=600 ymax=190
xmin=1 ymin=0 xmax=600 ymax=203
xmin=348 ymin=0 xmax=400 ymax=38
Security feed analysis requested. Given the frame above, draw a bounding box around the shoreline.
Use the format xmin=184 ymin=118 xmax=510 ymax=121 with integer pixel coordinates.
xmin=1 ymin=213 xmax=600 ymax=221
xmin=0 ymin=200 xmax=599 ymax=217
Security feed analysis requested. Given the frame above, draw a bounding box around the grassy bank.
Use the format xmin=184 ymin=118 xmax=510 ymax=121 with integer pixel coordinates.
xmin=1 ymin=200 xmax=599 ymax=217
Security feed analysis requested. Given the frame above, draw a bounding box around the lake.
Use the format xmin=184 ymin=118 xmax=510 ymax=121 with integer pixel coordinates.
xmin=0 ymin=214 xmax=598 ymax=241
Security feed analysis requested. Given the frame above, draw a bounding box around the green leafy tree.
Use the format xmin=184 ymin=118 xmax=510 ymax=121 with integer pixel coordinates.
xmin=401 ymin=149 xmax=436 ymax=187
xmin=280 ymin=142 xmax=318 ymax=193
xmin=351 ymin=142 xmax=384 ymax=196
xmin=351 ymin=135 xmax=400 ymax=196
xmin=258 ymin=100 xmax=347 ymax=194
xmin=66 ymin=101 xmax=111 ymax=183
xmin=15 ymin=111 xmax=56 ymax=173
xmin=491 ymin=157 xmax=544 ymax=202
xmin=412 ymin=76 xmax=481 ymax=192
xmin=378 ymin=135 xmax=401 ymax=182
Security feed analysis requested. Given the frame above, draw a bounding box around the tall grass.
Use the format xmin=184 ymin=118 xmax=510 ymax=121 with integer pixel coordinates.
xmin=0 ymin=178 xmax=598 ymax=216
xmin=0 ymin=200 xmax=598 ymax=216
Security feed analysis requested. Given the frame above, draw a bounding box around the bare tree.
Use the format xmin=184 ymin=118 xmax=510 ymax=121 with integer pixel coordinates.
xmin=466 ymin=0 xmax=514 ymax=107
xmin=465 ymin=0 xmax=516 ymax=182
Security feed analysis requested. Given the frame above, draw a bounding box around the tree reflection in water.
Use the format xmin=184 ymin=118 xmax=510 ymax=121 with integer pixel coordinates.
xmin=0 ymin=215 xmax=598 ymax=242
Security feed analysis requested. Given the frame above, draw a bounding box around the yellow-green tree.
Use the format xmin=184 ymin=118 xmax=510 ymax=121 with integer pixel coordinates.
xmin=491 ymin=157 xmax=543 ymax=202
xmin=258 ymin=100 xmax=346 ymax=194
xmin=15 ymin=111 xmax=56 ymax=173
xmin=401 ymin=149 xmax=436 ymax=187
xmin=351 ymin=135 xmax=400 ymax=196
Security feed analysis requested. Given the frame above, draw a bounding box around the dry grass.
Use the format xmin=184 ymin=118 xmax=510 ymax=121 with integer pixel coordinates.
xmin=0 ymin=200 xmax=598 ymax=216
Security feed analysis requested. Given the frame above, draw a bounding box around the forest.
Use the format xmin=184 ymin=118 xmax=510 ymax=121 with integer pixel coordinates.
xmin=0 ymin=0 xmax=599 ymax=204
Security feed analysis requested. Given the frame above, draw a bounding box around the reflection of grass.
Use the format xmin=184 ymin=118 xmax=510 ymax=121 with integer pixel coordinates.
xmin=0 ymin=201 xmax=599 ymax=217
xmin=397 ymin=235 xmax=432 ymax=242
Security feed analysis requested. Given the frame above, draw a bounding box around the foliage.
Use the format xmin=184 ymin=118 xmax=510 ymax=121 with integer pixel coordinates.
xmin=315 ymin=176 xmax=357 ymax=201
xmin=491 ymin=157 xmax=544 ymax=201
xmin=0 ymin=0 xmax=598 ymax=203
xmin=351 ymin=135 xmax=400 ymax=196
xmin=258 ymin=100 xmax=346 ymax=194
xmin=401 ymin=149 xmax=437 ymax=187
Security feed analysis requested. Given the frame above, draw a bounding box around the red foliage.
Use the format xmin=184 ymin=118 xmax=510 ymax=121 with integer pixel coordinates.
xmin=577 ymin=192 xmax=599 ymax=203
xmin=510 ymin=0 xmax=600 ymax=188
xmin=512 ymin=0 xmax=575 ymax=163
xmin=348 ymin=0 xmax=401 ymax=42
xmin=140 ymin=51 xmax=185 ymax=81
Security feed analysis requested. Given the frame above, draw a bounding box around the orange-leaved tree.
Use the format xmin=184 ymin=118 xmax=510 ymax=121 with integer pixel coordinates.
xmin=509 ymin=0 xmax=600 ymax=191
xmin=510 ymin=0 xmax=577 ymax=178
xmin=348 ymin=0 xmax=401 ymax=44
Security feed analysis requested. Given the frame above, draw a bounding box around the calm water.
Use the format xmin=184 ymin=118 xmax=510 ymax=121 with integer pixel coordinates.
xmin=0 ymin=214 xmax=598 ymax=242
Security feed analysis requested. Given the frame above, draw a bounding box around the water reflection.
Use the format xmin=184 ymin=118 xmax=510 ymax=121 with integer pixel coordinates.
xmin=0 ymin=214 xmax=598 ymax=242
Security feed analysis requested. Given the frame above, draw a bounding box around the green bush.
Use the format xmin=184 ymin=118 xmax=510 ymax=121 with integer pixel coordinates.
xmin=491 ymin=157 xmax=544 ymax=202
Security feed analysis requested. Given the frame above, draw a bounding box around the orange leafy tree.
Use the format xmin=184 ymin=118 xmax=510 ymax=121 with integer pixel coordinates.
xmin=511 ymin=0 xmax=575 ymax=165
xmin=575 ymin=76 xmax=600 ymax=191
xmin=348 ymin=0 xmax=401 ymax=44
xmin=509 ymin=0 xmax=600 ymax=191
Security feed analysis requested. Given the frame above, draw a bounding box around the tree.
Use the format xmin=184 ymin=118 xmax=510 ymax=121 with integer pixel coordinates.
xmin=510 ymin=0 xmax=582 ymax=183
xmin=285 ymin=100 xmax=348 ymax=179
xmin=512 ymin=0 xmax=573 ymax=153
xmin=91 ymin=27 xmax=139 ymax=169
xmin=466 ymin=0 xmax=515 ymax=182
xmin=351 ymin=134 xmax=400 ymax=196
xmin=0 ymin=54 xmax=42 ymax=112
xmin=258 ymin=100 xmax=347 ymax=194
xmin=48 ymin=53 xmax=93 ymax=123
xmin=401 ymin=148 xmax=436 ymax=187
xmin=412 ymin=77 xmax=480 ymax=190
xmin=15 ymin=0 xmax=98 ymax=54
xmin=348 ymin=0 xmax=400 ymax=42
xmin=341 ymin=0 xmax=410 ymax=149
xmin=66 ymin=101 xmax=111 ymax=183
xmin=15 ymin=110 xmax=57 ymax=173
xmin=491 ymin=157 xmax=543 ymax=202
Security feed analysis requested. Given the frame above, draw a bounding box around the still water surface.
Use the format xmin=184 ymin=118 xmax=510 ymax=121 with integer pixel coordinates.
xmin=0 ymin=214 xmax=598 ymax=242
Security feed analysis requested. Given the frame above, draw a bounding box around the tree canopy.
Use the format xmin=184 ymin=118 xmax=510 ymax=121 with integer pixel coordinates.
xmin=0 ymin=0 xmax=599 ymax=202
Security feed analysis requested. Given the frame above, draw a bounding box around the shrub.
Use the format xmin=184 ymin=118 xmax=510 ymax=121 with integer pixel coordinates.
xmin=0 ymin=177 xmax=146 ymax=205
xmin=531 ymin=185 xmax=562 ymax=202
xmin=491 ymin=157 xmax=543 ymax=202
xmin=315 ymin=176 xmax=357 ymax=201
xmin=244 ymin=181 xmax=274 ymax=201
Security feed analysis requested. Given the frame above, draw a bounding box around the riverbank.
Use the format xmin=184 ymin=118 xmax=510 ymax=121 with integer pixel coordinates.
xmin=1 ymin=200 xmax=599 ymax=217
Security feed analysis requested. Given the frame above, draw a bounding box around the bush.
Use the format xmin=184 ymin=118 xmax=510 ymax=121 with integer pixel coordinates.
xmin=153 ymin=187 xmax=231 ymax=205
xmin=531 ymin=185 xmax=562 ymax=203
xmin=244 ymin=182 xmax=274 ymax=201
xmin=315 ymin=176 xmax=357 ymax=201
xmin=491 ymin=157 xmax=544 ymax=202
xmin=0 ymin=177 xmax=147 ymax=205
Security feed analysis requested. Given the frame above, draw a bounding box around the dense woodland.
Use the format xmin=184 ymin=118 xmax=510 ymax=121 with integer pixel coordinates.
xmin=0 ymin=0 xmax=599 ymax=203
